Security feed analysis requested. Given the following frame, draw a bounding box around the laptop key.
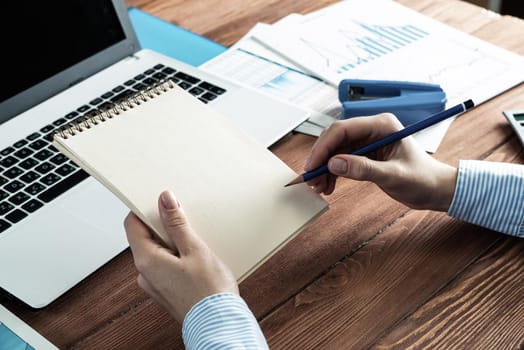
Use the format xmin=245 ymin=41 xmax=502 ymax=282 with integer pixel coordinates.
xmin=199 ymin=82 xmax=226 ymax=95
xmin=8 ymin=192 xmax=30 ymax=206
xmin=40 ymin=125 xmax=54 ymax=133
xmin=153 ymin=72 xmax=167 ymax=80
xmin=52 ymin=118 xmax=67 ymax=127
xmin=65 ymin=111 xmax=79 ymax=120
xmin=35 ymin=162 xmax=55 ymax=174
xmin=77 ymin=105 xmax=90 ymax=113
xmin=20 ymin=171 xmax=41 ymax=183
xmin=40 ymin=173 xmax=61 ymax=186
xmin=0 ymin=176 xmax=7 ymax=186
xmin=37 ymin=169 xmax=89 ymax=203
xmin=98 ymin=102 xmax=114 ymax=111
xmin=0 ymin=190 xmax=8 ymax=200
xmin=19 ymin=158 xmax=39 ymax=170
xmin=26 ymin=132 xmax=41 ymax=141
xmin=25 ymin=183 xmax=46 ymax=196
xmin=0 ymin=202 xmax=14 ymax=215
xmin=0 ymin=156 xmax=18 ymax=167
xmin=161 ymin=67 xmax=176 ymax=75
xmin=49 ymin=153 xmax=68 ymax=165
xmin=201 ymin=92 xmax=218 ymax=102
xmin=5 ymin=209 xmax=27 ymax=224
xmin=3 ymin=180 xmax=25 ymax=193
xmin=3 ymin=167 xmax=23 ymax=179
xmin=178 ymin=81 xmax=192 ymax=90
xmin=89 ymin=97 xmax=103 ymax=106
xmin=44 ymin=133 xmax=56 ymax=142
xmin=1 ymin=147 xmax=15 ymax=156
xmin=174 ymin=72 xmax=200 ymax=84
xmin=133 ymin=83 xmax=148 ymax=91
xmin=13 ymin=148 xmax=34 ymax=159
xmin=22 ymin=199 xmax=44 ymax=213
xmin=13 ymin=140 xmax=28 ymax=148
xmin=189 ymin=87 xmax=205 ymax=96
xmin=113 ymin=85 xmax=125 ymax=93
xmin=56 ymin=164 xmax=76 ymax=177
xmin=0 ymin=219 xmax=11 ymax=234
xmin=143 ymin=77 xmax=157 ymax=86
xmin=34 ymin=149 xmax=54 ymax=161
xmin=29 ymin=139 xmax=48 ymax=151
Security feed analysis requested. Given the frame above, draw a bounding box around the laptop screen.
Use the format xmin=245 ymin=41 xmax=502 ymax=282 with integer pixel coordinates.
xmin=1 ymin=0 xmax=139 ymax=123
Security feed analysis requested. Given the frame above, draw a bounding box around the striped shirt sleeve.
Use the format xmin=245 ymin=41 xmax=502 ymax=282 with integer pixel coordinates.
xmin=182 ymin=292 xmax=269 ymax=350
xmin=448 ymin=160 xmax=524 ymax=237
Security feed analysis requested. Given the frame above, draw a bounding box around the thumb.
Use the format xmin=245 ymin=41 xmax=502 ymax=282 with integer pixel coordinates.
xmin=158 ymin=190 xmax=199 ymax=256
xmin=328 ymin=155 xmax=390 ymax=184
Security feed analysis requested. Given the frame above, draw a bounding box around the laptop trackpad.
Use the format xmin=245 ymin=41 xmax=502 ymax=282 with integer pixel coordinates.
xmin=59 ymin=180 xmax=129 ymax=234
xmin=0 ymin=180 xmax=129 ymax=308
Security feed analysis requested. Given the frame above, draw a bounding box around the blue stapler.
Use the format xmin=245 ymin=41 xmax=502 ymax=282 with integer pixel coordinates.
xmin=338 ymin=79 xmax=447 ymax=126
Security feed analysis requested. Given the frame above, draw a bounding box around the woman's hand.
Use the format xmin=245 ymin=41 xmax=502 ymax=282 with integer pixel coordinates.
xmin=124 ymin=190 xmax=238 ymax=323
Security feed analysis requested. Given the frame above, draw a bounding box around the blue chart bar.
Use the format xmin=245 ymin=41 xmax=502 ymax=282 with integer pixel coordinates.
xmin=336 ymin=22 xmax=430 ymax=73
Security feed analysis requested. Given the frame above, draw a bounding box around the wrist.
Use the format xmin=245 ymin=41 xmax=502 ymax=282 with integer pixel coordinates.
xmin=432 ymin=163 xmax=458 ymax=212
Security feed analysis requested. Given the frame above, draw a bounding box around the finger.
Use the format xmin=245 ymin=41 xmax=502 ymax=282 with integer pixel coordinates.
xmin=124 ymin=212 xmax=164 ymax=261
xmin=305 ymin=121 xmax=348 ymax=171
xmin=158 ymin=190 xmax=201 ymax=256
xmin=305 ymin=114 xmax=402 ymax=172
xmin=328 ymin=154 xmax=395 ymax=184
xmin=307 ymin=173 xmax=337 ymax=195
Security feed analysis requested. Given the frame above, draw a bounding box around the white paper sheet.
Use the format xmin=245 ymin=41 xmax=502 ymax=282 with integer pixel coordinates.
xmin=200 ymin=24 xmax=340 ymax=137
xmin=251 ymin=0 xmax=524 ymax=152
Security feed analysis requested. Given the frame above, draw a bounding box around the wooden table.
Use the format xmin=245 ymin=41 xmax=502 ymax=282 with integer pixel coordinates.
xmin=5 ymin=0 xmax=524 ymax=348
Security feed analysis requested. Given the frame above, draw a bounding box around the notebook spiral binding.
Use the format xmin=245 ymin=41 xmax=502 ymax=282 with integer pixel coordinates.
xmin=55 ymin=80 xmax=175 ymax=139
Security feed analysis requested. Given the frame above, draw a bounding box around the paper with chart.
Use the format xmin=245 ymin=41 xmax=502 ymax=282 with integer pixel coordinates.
xmin=252 ymin=0 xmax=524 ymax=152
xmin=200 ymin=23 xmax=340 ymax=137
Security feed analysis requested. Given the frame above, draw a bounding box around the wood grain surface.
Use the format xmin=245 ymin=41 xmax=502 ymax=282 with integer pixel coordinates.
xmin=4 ymin=1 xmax=524 ymax=349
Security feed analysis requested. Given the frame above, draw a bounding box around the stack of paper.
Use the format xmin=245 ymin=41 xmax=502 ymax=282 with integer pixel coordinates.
xmin=200 ymin=0 xmax=524 ymax=152
xmin=200 ymin=24 xmax=340 ymax=138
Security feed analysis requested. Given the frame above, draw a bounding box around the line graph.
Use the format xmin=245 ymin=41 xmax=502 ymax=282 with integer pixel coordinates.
xmin=298 ymin=21 xmax=430 ymax=74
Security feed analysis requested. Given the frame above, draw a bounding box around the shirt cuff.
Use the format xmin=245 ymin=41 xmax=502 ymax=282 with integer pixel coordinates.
xmin=182 ymin=292 xmax=269 ymax=350
xmin=448 ymin=160 xmax=524 ymax=237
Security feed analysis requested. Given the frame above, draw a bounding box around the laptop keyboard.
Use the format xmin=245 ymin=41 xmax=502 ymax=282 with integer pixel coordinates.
xmin=0 ymin=63 xmax=226 ymax=234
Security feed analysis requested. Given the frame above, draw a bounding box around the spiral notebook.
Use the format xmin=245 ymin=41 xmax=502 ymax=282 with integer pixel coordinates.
xmin=52 ymin=81 xmax=328 ymax=281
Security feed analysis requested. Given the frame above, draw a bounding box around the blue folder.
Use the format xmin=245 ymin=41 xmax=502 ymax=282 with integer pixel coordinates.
xmin=128 ymin=7 xmax=226 ymax=67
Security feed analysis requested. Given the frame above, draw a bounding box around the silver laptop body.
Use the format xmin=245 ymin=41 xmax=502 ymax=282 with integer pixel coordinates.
xmin=0 ymin=0 xmax=308 ymax=308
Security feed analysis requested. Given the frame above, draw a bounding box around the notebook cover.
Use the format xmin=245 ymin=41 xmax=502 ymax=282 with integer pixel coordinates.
xmin=128 ymin=7 xmax=226 ymax=67
xmin=53 ymin=82 xmax=328 ymax=282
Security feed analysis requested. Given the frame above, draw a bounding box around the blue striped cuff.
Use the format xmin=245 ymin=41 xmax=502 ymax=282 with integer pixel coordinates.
xmin=182 ymin=292 xmax=269 ymax=350
xmin=448 ymin=160 xmax=524 ymax=237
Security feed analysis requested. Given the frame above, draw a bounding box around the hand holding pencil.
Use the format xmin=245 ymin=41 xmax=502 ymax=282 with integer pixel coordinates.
xmin=290 ymin=100 xmax=473 ymax=212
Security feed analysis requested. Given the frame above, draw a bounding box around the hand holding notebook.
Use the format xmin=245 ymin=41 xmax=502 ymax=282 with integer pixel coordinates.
xmin=53 ymin=82 xmax=328 ymax=281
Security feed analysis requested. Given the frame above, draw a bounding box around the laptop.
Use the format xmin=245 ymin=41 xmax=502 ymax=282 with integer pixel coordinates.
xmin=0 ymin=0 xmax=309 ymax=309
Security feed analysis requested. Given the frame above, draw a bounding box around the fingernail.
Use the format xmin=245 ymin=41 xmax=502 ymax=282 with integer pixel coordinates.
xmin=329 ymin=158 xmax=348 ymax=174
xmin=160 ymin=191 xmax=179 ymax=210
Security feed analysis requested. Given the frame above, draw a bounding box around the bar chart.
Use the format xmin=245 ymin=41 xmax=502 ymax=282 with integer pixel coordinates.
xmin=333 ymin=22 xmax=430 ymax=73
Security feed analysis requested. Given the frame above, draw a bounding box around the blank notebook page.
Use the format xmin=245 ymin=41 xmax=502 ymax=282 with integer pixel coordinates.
xmin=54 ymin=82 xmax=328 ymax=281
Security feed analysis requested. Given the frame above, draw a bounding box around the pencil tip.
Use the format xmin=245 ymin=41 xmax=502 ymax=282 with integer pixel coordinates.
xmin=285 ymin=175 xmax=304 ymax=187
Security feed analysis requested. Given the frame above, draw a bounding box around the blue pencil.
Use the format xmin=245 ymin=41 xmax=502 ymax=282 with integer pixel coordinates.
xmin=285 ymin=99 xmax=474 ymax=187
